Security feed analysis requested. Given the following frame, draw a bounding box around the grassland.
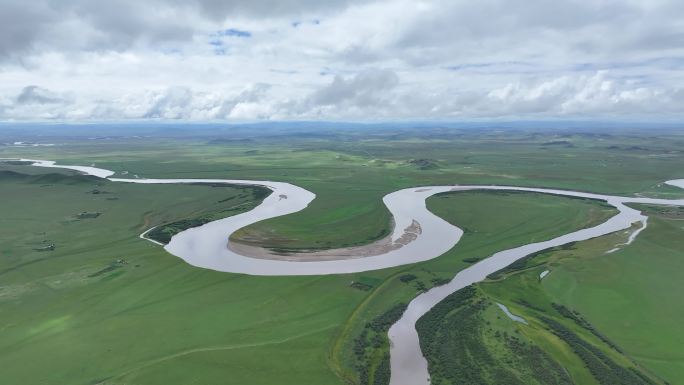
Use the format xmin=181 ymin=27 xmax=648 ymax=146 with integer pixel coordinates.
xmin=145 ymin=184 xmax=269 ymax=244
xmin=420 ymin=263 xmax=665 ymax=385
xmin=542 ymin=207 xmax=684 ymax=384
xmin=331 ymin=191 xmax=617 ymax=385
xmin=428 ymin=206 xmax=684 ymax=384
xmin=1 ymin=125 xmax=683 ymax=385
xmin=3 ymin=126 xmax=684 ymax=251
xmin=0 ymin=168 xmax=361 ymax=385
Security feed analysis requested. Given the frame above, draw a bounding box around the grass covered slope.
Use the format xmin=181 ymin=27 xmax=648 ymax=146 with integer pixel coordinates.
xmin=542 ymin=207 xmax=684 ymax=384
xmin=418 ymin=209 xmax=684 ymax=385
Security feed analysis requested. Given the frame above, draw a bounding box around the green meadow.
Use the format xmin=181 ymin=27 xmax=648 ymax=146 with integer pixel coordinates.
xmin=1 ymin=125 xmax=683 ymax=384
xmin=4 ymin=126 xmax=684 ymax=251
xmin=0 ymin=168 xmax=362 ymax=385
xmin=542 ymin=207 xmax=684 ymax=384
xmin=423 ymin=204 xmax=684 ymax=385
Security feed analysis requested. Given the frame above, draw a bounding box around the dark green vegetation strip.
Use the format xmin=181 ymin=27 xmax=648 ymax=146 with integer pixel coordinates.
xmin=540 ymin=317 xmax=656 ymax=385
xmin=486 ymin=243 xmax=574 ymax=280
xmin=0 ymin=169 xmax=100 ymax=184
xmin=145 ymin=184 xmax=269 ymax=244
xmin=416 ymin=286 xmax=574 ymax=385
xmin=550 ymin=303 xmax=623 ymax=353
xmin=352 ymin=303 xmax=407 ymax=385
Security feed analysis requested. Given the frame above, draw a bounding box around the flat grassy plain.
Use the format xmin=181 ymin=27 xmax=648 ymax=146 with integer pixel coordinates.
xmin=0 ymin=168 xmax=365 ymax=384
xmin=1 ymin=125 xmax=683 ymax=384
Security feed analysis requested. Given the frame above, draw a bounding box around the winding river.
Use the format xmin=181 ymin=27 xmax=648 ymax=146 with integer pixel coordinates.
xmin=9 ymin=158 xmax=684 ymax=385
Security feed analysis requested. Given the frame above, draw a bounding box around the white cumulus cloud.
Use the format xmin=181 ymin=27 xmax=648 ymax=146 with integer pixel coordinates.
xmin=0 ymin=0 xmax=683 ymax=121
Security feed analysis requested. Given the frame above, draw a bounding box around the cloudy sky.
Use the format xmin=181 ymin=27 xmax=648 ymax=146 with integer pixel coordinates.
xmin=0 ymin=0 xmax=683 ymax=121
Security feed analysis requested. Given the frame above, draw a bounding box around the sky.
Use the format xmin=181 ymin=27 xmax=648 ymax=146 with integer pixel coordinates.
xmin=0 ymin=0 xmax=683 ymax=122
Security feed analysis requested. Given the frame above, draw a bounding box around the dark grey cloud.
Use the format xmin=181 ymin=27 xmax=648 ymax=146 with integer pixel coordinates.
xmin=70 ymin=1 xmax=196 ymax=50
xmin=0 ymin=1 xmax=55 ymax=59
xmin=0 ymin=0 xmax=371 ymax=58
xmin=16 ymin=86 xmax=68 ymax=105
xmin=176 ymin=0 xmax=369 ymax=20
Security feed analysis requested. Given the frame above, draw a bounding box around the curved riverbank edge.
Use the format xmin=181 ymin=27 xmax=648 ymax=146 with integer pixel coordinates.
xmin=228 ymin=217 xmax=415 ymax=262
xmin=8 ymin=158 xmax=684 ymax=385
